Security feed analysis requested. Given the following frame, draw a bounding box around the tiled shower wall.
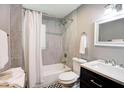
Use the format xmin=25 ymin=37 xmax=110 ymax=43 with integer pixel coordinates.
xmin=42 ymin=16 xmax=65 ymax=65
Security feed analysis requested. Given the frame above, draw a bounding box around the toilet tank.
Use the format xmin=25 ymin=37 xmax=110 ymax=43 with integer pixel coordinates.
xmin=72 ymin=57 xmax=87 ymax=75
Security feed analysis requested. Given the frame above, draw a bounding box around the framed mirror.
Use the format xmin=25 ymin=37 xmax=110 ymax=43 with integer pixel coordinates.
xmin=94 ymin=11 xmax=124 ymax=47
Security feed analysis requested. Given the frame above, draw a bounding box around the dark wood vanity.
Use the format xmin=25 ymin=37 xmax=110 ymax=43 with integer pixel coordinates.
xmin=80 ymin=67 xmax=124 ymax=88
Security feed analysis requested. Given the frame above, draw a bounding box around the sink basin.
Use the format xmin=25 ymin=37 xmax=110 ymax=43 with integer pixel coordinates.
xmin=91 ymin=62 xmax=124 ymax=74
xmin=81 ymin=60 xmax=124 ymax=85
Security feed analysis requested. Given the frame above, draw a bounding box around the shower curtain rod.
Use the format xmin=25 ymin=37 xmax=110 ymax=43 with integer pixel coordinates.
xmin=23 ymin=7 xmax=65 ymax=36
xmin=23 ymin=7 xmax=51 ymax=17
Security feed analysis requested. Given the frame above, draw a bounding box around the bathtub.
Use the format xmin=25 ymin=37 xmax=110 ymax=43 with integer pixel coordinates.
xmin=41 ymin=63 xmax=71 ymax=87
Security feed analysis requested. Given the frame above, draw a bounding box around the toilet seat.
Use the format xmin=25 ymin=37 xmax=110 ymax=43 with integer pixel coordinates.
xmin=59 ymin=71 xmax=79 ymax=84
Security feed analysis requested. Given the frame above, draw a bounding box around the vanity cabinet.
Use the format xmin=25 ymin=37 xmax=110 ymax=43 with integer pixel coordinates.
xmin=80 ymin=67 xmax=124 ymax=88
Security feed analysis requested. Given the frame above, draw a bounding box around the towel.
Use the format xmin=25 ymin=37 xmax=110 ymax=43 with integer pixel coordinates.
xmin=0 ymin=67 xmax=24 ymax=82
xmin=0 ymin=81 xmax=22 ymax=88
xmin=40 ymin=24 xmax=46 ymax=49
xmin=0 ymin=67 xmax=25 ymax=87
xmin=0 ymin=29 xmax=8 ymax=69
xmin=79 ymin=34 xmax=87 ymax=54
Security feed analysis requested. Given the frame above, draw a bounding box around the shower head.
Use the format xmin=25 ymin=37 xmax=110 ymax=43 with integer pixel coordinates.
xmin=61 ymin=18 xmax=73 ymax=26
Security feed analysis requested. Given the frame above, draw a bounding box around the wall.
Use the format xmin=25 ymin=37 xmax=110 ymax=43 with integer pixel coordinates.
xmin=64 ymin=4 xmax=124 ymax=67
xmin=10 ymin=5 xmax=24 ymax=68
xmin=0 ymin=5 xmax=11 ymax=71
xmin=63 ymin=10 xmax=79 ymax=67
xmin=42 ymin=16 xmax=64 ymax=65
xmin=0 ymin=4 xmax=23 ymax=71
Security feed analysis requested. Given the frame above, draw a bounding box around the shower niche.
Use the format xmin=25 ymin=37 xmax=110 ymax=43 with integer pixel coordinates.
xmin=94 ymin=11 xmax=124 ymax=47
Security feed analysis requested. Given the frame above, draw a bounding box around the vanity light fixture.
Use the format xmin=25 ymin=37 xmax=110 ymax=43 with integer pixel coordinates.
xmin=122 ymin=4 xmax=124 ymax=11
xmin=104 ymin=4 xmax=123 ymax=15
xmin=104 ymin=4 xmax=117 ymax=15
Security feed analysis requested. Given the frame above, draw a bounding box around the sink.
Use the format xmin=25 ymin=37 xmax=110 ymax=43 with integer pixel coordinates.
xmin=91 ymin=62 xmax=124 ymax=74
xmin=91 ymin=63 xmax=103 ymax=68
xmin=81 ymin=60 xmax=124 ymax=85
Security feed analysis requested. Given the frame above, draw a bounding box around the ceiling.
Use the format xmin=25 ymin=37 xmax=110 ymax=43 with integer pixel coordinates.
xmin=23 ymin=4 xmax=81 ymax=18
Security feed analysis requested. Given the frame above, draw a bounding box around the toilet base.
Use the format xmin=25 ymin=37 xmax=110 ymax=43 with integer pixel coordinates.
xmin=59 ymin=80 xmax=77 ymax=88
xmin=59 ymin=78 xmax=80 ymax=88
xmin=61 ymin=83 xmax=75 ymax=88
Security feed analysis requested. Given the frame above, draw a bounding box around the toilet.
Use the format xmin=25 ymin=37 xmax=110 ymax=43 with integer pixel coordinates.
xmin=58 ymin=57 xmax=87 ymax=87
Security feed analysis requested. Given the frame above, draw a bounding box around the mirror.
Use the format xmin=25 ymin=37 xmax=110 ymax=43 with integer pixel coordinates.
xmin=94 ymin=11 xmax=124 ymax=47
xmin=99 ymin=18 xmax=124 ymax=42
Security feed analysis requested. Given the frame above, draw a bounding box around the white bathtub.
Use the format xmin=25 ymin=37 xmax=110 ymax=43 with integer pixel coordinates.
xmin=41 ymin=63 xmax=71 ymax=87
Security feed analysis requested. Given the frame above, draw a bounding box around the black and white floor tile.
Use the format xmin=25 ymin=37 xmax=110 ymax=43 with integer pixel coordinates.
xmin=44 ymin=82 xmax=64 ymax=88
xmin=44 ymin=81 xmax=80 ymax=88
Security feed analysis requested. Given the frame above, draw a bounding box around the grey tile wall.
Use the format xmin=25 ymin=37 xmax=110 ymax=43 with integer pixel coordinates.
xmin=42 ymin=16 xmax=64 ymax=65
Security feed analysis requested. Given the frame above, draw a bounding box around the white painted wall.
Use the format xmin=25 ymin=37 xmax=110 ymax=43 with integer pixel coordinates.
xmin=64 ymin=4 xmax=124 ymax=68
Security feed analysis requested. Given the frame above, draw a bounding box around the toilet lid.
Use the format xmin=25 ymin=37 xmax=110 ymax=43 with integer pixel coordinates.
xmin=59 ymin=71 xmax=79 ymax=81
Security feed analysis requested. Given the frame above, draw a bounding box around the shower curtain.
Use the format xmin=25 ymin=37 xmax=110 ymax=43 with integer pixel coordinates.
xmin=23 ymin=10 xmax=43 ymax=87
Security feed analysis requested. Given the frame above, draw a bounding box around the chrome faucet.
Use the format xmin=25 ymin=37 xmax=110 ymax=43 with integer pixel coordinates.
xmin=111 ymin=59 xmax=117 ymax=66
xmin=105 ymin=59 xmax=109 ymax=64
xmin=102 ymin=59 xmax=117 ymax=66
xmin=104 ymin=59 xmax=112 ymax=64
xmin=119 ymin=64 xmax=124 ymax=68
xmin=103 ymin=59 xmax=124 ymax=68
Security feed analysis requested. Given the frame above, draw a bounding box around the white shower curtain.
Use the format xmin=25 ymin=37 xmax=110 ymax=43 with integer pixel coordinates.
xmin=23 ymin=10 xmax=43 ymax=87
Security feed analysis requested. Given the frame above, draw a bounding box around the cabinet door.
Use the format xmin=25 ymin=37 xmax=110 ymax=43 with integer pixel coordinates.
xmin=80 ymin=81 xmax=93 ymax=88
xmin=80 ymin=68 xmax=104 ymax=88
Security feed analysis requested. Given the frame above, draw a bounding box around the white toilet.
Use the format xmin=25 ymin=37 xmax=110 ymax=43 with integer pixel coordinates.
xmin=58 ymin=57 xmax=87 ymax=87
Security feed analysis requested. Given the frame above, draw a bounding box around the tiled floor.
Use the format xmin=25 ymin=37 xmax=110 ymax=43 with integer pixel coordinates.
xmin=44 ymin=81 xmax=80 ymax=88
xmin=44 ymin=82 xmax=64 ymax=88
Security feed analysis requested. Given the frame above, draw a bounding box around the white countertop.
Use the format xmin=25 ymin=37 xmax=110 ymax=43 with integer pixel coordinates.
xmin=81 ymin=60 xmax=124 ymax=86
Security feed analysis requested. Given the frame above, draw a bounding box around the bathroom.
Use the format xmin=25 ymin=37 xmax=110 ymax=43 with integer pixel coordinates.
xmin=0 ymin=2 xmax=124 ymax=90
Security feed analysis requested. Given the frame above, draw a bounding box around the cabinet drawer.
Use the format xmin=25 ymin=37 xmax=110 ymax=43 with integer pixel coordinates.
xmin=80 ymin=67 xmax=124 ymax=88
